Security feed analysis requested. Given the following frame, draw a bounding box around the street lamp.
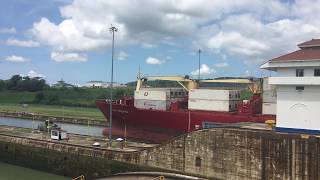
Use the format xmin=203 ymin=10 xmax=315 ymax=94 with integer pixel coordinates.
xmin=108 ymin=25 xmax=118 ymax=147
xmin=198 ymin=49 xmax=201 ymax=82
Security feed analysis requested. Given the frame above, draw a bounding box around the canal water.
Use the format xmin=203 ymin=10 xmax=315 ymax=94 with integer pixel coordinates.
xmin=0 ymin=116 xmax=104 ymax=137
xmin=0 ymin=162 xmax=69 ymax=180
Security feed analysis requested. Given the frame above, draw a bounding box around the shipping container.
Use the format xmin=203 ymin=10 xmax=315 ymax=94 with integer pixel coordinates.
xmin=135 ymin=89 xmax=169 ymax=101
xmin=262 ymin=102 xmax=276 ymax=115
xmin=135 ymin=88 xmax=186 ymax=101
xmin=189 ymin=89 xmax=241 ymax=101
xmin=263 ymin=90 xmax=277 ymax=103
xmin=263 ymin=77 xmax=276 ymax=91
xmin=134 ymin=99 xmax=169 ymax=110
xmin=188 ymin=99 xmax=240 ymax=112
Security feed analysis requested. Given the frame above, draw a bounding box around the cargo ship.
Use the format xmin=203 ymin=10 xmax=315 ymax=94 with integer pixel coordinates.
xmin=96 ymin=76 xmax=276 ymax=142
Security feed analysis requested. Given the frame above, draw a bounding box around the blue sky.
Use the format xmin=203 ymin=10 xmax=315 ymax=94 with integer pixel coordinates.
xmin=1 ymin=0 xmax=319 ymax=85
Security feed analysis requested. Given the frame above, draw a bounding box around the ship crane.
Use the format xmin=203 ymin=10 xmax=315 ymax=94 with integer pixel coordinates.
xmin=136 ymin=75 xmax=261 ymax=94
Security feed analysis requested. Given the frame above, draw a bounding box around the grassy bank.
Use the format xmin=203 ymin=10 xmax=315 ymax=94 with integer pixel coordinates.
xmin=0 ymin=87 xmax=134 ymax=107
xmin=0 ymin=88 xmax=134 ymax=121
xmin=0 ymin=104 xmax=105 ymax=121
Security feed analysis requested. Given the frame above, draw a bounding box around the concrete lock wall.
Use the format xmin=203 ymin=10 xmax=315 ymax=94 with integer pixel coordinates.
xmin=144 ymin=129 xmax=320 ymax=180
xmin=0 ymin=135 xmax=172 ymax=179
xmin=0 ymin=129 xmax=320 ymax=179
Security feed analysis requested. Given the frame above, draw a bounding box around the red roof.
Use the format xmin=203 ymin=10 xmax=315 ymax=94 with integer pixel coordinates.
xmin=270 ymin=48 xmax=320 ymax=62
xmin=269 ymin=39 xmax=320 ymax=62
xmin=298 ymin=39 xmax=320 ymax=48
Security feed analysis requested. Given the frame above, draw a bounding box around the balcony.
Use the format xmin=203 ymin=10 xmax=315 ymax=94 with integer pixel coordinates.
xmin=268 ymin=77 xmax=320 ymax=85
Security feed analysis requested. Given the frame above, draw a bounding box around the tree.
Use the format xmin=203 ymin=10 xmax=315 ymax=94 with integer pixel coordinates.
xmin=34 ymin=92 xmax=45 ymax=103
xmin=0 ymin=80 xmax=5 ymax=91
xmin=7 ymin=75 xmax=22 ymax=90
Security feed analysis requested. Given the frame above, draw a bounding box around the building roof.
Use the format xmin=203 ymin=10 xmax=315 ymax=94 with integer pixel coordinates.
xmin=269 ymin=39 xmax=320 ymax=62
xmin=269 ymin=48 xmax=320 ymax=62
xmin=87 ymin=81 xmax=105 ymax=83
xmin=298 ymin=39 xmax=320 ymax=48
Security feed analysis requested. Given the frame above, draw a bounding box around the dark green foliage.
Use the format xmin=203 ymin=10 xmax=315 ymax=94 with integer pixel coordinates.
xmin=0 ymin=75 xmax=134 ymax=107
xmin=126 ymin=80 xmax=180 ymax=87
xmin=34 ymin=92 xmax=45 ymax=103
xmin=32 ymin=87 xmax=134 ymax=107
xmin=3 ymin=75 xmax=48 ymax=92
xmin=0 ymin=80 xmax=5 ymax=91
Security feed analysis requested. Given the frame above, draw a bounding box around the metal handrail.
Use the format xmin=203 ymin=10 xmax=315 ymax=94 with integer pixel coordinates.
xmin=72 ymin=175 xmax=84 ymax=180
xmin=151 ymin=176 xmax=165 ymax=180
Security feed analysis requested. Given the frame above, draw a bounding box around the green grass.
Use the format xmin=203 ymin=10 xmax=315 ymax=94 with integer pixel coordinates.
xmin=0 ymin=91 xmax=36 ymax=104
xmin=0 ymin=103 xmax=105 ymax=121
xmin=0 ymin=88 xmax=133 ymax=121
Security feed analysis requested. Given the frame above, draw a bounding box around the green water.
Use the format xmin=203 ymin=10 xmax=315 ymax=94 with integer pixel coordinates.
xmin=0 ymin=162 xmax=69 ymax=180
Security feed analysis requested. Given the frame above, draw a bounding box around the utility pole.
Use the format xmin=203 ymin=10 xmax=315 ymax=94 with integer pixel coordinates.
xmin=108 ymin=25 xmax=118 ymax=147
xmin=198 ymin=49 xmax=201 ymax=82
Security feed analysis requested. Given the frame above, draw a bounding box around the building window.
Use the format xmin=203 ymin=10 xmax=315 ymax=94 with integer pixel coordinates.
xmin=314 ymin=69 xmax=320 ymax=76
xmin=296 ymin=69 xmax=304 ymax=77
xmin=195 ymin=157 xmax=202 ymax=167
xmin=296 ymin=86 xmax=304 ymax=91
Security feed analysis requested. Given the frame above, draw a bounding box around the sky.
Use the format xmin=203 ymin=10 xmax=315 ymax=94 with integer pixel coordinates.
xmin=1 ymin=0 xmax=320 ymax=85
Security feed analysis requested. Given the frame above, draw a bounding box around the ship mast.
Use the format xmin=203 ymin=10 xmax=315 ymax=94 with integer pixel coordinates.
xmin=136 ymin=65 xmax=142 ymax=91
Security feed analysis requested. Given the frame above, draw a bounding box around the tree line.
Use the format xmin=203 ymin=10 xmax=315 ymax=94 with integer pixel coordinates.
xmin=0 ymin=74 xmax=134 ymax=107
xmin=0 ymin=75 xmax=48 ymax=92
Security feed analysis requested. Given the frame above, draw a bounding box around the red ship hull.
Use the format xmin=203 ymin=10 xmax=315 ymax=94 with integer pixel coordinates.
xmin=96 ymin=99 xmax=275 ymax=143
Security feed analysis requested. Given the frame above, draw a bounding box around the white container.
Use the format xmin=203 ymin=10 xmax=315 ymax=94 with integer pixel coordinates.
xmin=189 ymin=89 xmax=240 ymax=101
xmin=188 ymin=99 xmax=240 ymax=112
xmin=134 ymin=99 xmax=168 ymax=110
xmin=262 ymin=102 xmax=276 ymax=115
xmin=135 ymin=90 xmax=169 ymax=101
xmin=135 ymin=88 xmax=186 ymax=101
xmin=263 ymin=91 xmax=277 ymax=103
xmin=263 ymin=77 xmax=276 ymax=91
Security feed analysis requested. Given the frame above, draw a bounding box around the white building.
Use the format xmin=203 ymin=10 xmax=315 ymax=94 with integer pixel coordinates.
xmin=84 ymin=81 xmax=126 ymax=88
xmin=84 ymin=81 xmax=109 ymax=88
xmin=261 ymin=39 xmax=320 ymax=134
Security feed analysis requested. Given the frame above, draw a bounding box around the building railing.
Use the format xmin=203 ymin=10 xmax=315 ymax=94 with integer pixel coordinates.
xmin=268 ymin=77 xmax=320 ymax=85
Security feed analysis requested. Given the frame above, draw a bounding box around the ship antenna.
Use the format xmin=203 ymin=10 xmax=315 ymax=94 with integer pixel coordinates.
xmin=137 ymin=65 xmax=141 ymax=79
xmin=136 ymin=65 xmax=142 ymax=91
xmin=198 ymin=49 xmax=201 ymax=82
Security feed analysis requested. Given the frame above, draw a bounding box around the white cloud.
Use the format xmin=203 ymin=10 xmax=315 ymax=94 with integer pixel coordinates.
xmin=27 ymin=70 xmax=44 ymax=78
xmin=28 ymin=0 xmax=320 ymax=67
xmin=191 ymin=64 xmax=215 ymax=76
xmin=0 ymin=27 xmax=16 ymax=34
xmin=146 ymin=57 xmax=165 ymax=65
xmin=50 ymin=51 xmax=87 ymax=62
xmin=166 ymin=56 xmax=172 ymax=60
xmin=6 ymin=39 xmax=40 ymax=47
xmin=32 ymin=18 xmax=112 ymax=52
xmin=141 ymin=43 xmax=157 ymax=49
xmin=117 ymin=51 xmax=128 ymax=61
xmin=202 ymin=12 xmax=320 ymax=64
xmin=207 ymin=31 xmax=270 ymax=56
xmin=4 ymin=55 xmax=29 ymax=62
xmin=214 ymin=62 xmax=229 ymax=68
xmin=245 ymin=70 xmax=251 ymax=77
